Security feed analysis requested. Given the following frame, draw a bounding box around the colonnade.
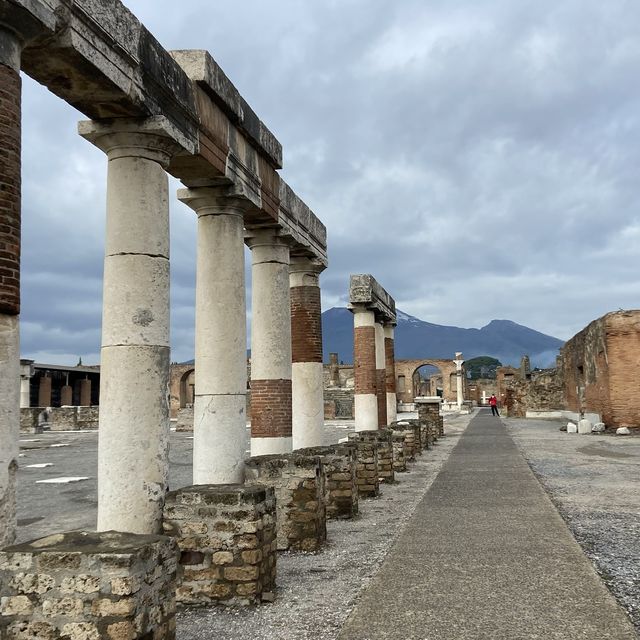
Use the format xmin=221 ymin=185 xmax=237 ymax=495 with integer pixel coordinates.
xmin=349 ymin=275 xmax=397 ymax=431
xmin=0 ymin=2 xmax=328 ymax=544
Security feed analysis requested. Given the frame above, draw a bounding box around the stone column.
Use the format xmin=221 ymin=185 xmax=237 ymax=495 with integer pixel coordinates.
xmin=19 ymin=360 xmax=33 ymax=408
xmin=0 ymin=24 xmax=22 ymax=547
xmin=453 ymin=352 xmax=465 ymax=409
xmin=352 ymin=306 xmax=378 ymax=431
xmin=79 ymin=118 xmax=182 ymax=534
xmin=384 ymin=324 xmax=397 ymax=423
xmin=247 ymin=229 xmax=293 ymax=455
xmin=178 ymin=187 xmax=248 ymax=484
xmin=79 ymin=378 xmax=91 ymax=406
xmin=290 ymin=256 xmax=325 ymax=449
xmin=38 ymin=374 xmax=52 ymax=407
xmin=375 ymin=320 xmax=387 ymax=427
xmin=329 ymin=352 xmax=340 ymax=387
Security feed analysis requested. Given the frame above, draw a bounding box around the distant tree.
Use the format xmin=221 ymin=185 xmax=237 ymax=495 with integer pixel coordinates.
xmin=465 ymin=356 xmax=502 ymax=380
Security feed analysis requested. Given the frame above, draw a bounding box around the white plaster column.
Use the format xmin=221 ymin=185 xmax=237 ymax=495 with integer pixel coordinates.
xmin=384 ymin=324 xmax=397 ymax=424
xmin=79 ymin=119 xmax=182 ymax=534
xmin=178 ymin=187 xmax=248 ymax=484
xmin=352 ymin=306 xmax=378 ymax=431
xmin=246 ymin=229 xmax=293 ymax=455
xmin=19 ymin=360 xmax=33 ymax=408
xmin=453 ymin=352 xmax=465 ymax=409
xmin=374 ymin=319 xmax=387 ymax=427
xmin=289 ymin=256 xmax=325 ymax=449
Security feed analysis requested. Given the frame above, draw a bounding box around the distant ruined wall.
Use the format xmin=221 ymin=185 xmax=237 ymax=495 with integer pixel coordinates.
xmin=503 ymin=369 xmax=564 ymax=418
xmin=562 ymin=311 xmax=640 ymax=428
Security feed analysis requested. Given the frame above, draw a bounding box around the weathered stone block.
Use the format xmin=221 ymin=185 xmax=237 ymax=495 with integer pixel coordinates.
xmin=391 ymin=432 xmax=408 ymax=472
xmin=347 ymin=432 xmax=380 ymax=497
xmin=163 ymin=484 xmax=276 ymax=607
xmin=245 ymin=454 xmax=326 ymax=552
xmin=0 ymin=530 xmax=177 ymax=640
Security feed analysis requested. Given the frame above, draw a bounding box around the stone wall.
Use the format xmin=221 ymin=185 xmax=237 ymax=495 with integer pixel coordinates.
xmin=562 ymin=310 xmax=640 ymax=428
xmin=0 ymin=530 xmax=177 ymax=639
xmin=20 ymin=407 xmax=99 ymax=433
xmin=503 ymin=369 xmax=564 ymax=419
xmin=323 ymin=388 xmax=354 ymax=419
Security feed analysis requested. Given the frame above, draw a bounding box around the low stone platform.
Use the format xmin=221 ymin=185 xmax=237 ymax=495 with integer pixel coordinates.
xmin=245 ymin=454 xmax=326 ymax=552
xmin=163 ymin=484 xmax=276 ymax=607
xmin=0 ymin=530 xmax=177 ymax=639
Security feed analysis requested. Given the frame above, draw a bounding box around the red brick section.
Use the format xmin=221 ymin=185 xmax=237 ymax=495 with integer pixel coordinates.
xmin=0 ymin=63 xmax=21 ymax=315
xmin=290 ymin=285 xmax=322 ymax=363
xmin=354 ymin=326 xmax=376 ymax=395
xmin=251 ymin=379 xmax=292 ymax=438
xmin=385 ymin=337 xmax=396 ymax=393
xmin=376 ymin=369 xmax=387 ymax=427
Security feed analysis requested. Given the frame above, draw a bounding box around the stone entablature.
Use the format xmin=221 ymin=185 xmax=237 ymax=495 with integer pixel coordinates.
xmin=0 ymin=530 xmax=178 ymax=640
xmin=348 ymin=274 xmax=396 ymax=324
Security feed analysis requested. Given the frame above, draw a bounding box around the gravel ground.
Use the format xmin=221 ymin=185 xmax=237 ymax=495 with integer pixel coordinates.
xmin=177 ymin=412 xmax=473 ymax=640
xmin=507 ymin=417 xmax=640 ymax=634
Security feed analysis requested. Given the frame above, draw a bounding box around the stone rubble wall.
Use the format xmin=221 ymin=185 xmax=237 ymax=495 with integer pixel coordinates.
xmin=375 ymin=429 xmax=395 ymax=484
xmin=244 ymin=454 xmax=326 ymax=552
xmin=0 ymin=530 xmax=177 ymax=640
xmin=348 ymin=432 xmax=380 ymax=497
xmin=295 ymin=445 xmax=358 ymax=520
xmin=391 ymin=432 xmax=408 ymax=472
xmin=163 ymin=485 xmax=276 ymax=607
xmin=20 ymin=407 xmax=99 ymax=433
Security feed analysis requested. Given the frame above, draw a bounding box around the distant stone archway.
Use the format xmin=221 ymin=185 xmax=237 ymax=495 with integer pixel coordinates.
xmin=395 ymin=358 xmax=465 ymax=404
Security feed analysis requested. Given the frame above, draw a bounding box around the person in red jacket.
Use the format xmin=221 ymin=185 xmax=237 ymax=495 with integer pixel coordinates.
xmin=489 ymin=394 xmax=499 ymax=417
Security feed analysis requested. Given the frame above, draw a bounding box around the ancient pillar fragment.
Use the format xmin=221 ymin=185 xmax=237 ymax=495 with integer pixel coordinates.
xmin=37 ymin=374 xmax=51 ymax=407
xmin=79 ymin=118 xmax=182 ymax=534
xmin=178 ymin=187 xmax=249 ymax=484
xmin=60 ymin=385 xmax=72 ymax=406
xmin=375 ymin=320 xmax=387 ymax=427
xmin=290 ymin=256 xmax=325 ymax=449
xmin=353 ymin=306 xmax=378 ymax=431
xmin=454 ymin=352 xmax=465 ymax=409
xmin=79 ymin=377 xmax=91 ymax=406
xmin=329 ymin=352 xmax=340 ymax=386
xmin=384 ymin=323 xmax=397 ymax=424
xmin=247 ymin=229 xmax=293 ymax=455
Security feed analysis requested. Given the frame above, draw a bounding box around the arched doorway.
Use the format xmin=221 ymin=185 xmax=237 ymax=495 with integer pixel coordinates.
xmin=180 ymin=369 xmax=195 ymax=408
xmin=413 ymin=364 xmax=443 ymax=398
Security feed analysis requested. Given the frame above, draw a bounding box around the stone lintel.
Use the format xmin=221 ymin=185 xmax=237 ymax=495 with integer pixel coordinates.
xmin=348 ymin=274 xmax=396 ymax=324
xmin=20 ymin=0 xmax=199 ymax=151
xmin=170 ymin=49 xmax=282 ymax=170
xmin=0 ymin=0 xmax=55 ymax=43
xmin=415 ymin=396 xmax=442 ymax=405
xmin=277 ymin=180 xmax=328 ymax=267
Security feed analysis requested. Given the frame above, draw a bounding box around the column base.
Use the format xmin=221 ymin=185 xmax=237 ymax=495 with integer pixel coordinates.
xmin=354 ymin=394 xmax=378 ymax=432
xmin=250 ymin=436 xmax=292 ymax=457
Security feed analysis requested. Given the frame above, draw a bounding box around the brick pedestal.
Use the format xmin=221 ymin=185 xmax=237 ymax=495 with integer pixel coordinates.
xmin=391 ymin=421 xmax=420 ymax=461
xmin=296 ymin=444 xmax=358 ymax=520
xmin=348 ymin=432 xmax=380 ymax=497
xmin=244 ymin=454 xmax=326 ymax=552
xmin=0 ymin=530 xmax=177 ymax=639
xmin=375 ymin=429 xmax=395 ymax=484
xmin=163 ymin=484 xmax=276 ymax=606
xmin=416 ymin=397 xmax=443 ymax=444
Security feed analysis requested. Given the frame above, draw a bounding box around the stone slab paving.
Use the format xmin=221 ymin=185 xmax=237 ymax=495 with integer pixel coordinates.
xmin=338 ymin=410 xmax=637 ymax=640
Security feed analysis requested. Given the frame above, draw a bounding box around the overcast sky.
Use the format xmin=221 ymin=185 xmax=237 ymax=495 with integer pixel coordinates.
xmin=19 ymin=0 xmax=640 ymax=364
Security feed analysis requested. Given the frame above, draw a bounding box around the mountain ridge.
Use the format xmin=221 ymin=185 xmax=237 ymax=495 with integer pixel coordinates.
xmin=322 ymin=307 xmax=563 ymax=368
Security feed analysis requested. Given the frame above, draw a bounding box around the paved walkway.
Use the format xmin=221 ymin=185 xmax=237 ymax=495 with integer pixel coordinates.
xmin=338 ymin=410 xmax=637 ymax=639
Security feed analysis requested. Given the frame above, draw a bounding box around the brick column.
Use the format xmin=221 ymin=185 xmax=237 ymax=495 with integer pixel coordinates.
xmin=38 ymin=374 xmax=52 ymax=407
xmin=290 ymin=256 xmax=325 ymax=449
xmin=384 ymin=323 xmax=397 ymax=423
xmin=375 ymin=320 xmax=387 ymax=427
xmin=79 ymin=377 xmax=91 ymax=406
xmin=178 ymin=187 xmax=249 ymax=484
xmin=79 ymin=118 xmax=183 ymax=534
xmin=0 ymin=26 xmax=22 ymax=548
xmin=246 ymin=229 xmax=292 ymax=455
xmin=60 ymin=385 xmax=72 ymax=406
xmin=352 ymin=306 xmax=378 ymax=431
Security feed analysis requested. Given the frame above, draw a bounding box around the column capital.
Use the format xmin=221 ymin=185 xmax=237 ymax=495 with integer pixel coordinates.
xmin=289 ymin=255 xmax=326 ymax=287
xmin=177 ymin=185 xmax=253 ymax=219
xmin=383 ymin=324 xmax=395 ymax=339
xmin=245 ymin=227 xmax=291 ymax=250
xmin=78 ymin=116 xmax=193 ymax=167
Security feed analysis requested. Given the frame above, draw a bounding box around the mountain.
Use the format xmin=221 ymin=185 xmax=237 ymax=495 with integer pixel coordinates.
xmin=321 ymin=308 xmax=564 ymax=368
